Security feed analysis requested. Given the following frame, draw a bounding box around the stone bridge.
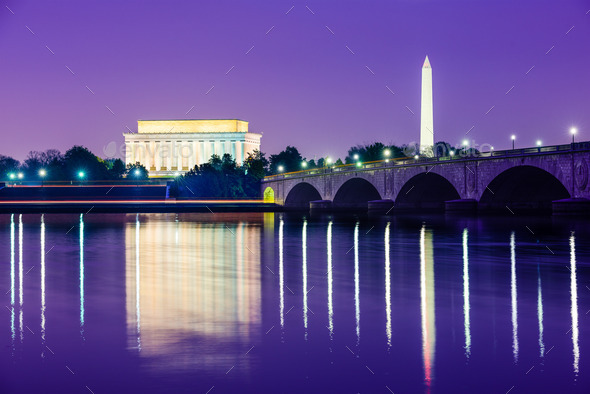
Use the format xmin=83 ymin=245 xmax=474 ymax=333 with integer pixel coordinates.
xmin=261 ymin=142 xmax=590 ymax=212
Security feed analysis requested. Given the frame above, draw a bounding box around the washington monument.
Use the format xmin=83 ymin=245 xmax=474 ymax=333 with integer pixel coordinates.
xmin=420 ymin=56 xmax=434 ymax=154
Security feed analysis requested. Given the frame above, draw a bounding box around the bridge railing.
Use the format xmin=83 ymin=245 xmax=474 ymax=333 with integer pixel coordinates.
xmin=262 ymin=142 xmax=590 ymax=181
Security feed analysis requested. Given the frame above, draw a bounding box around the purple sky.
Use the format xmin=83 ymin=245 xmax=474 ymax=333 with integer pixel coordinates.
xmin=1 ymin=0 xmax=589 ymax=161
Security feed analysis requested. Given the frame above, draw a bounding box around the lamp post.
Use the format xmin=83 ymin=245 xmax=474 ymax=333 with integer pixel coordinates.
xmin=301 ymin=161 xmax=307 ymax=169
xmin=511 ymin=135 xmax=516 ymax=150
xmin=570 ymin=127 xmax=577 ymax=144
xmin=39 ymin=169 xmax=47 ymax=187
xmin=277 ymin=165 xmax=284 ymax=173
xmin=78 ymin=171 xmax=85 ymax=184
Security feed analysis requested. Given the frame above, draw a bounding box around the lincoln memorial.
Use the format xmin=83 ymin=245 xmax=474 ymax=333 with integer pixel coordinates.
xmin=123 ymin=119 xmax=262 ymax=177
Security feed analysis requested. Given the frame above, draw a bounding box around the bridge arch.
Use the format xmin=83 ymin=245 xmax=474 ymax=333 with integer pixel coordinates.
xmin=284 ymin=182 xmax=322 ymax=208
xmin=479 ymin=165 xmax=569 ymax=211
xmin=395 ymin=172 xmax=460 ymax=210
xmin=333 ymin=178 xmax=381 ymax=209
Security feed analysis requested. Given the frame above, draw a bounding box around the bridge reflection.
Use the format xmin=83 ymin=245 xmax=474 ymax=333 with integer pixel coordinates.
xmin=274 ymin=217 xmax=583 ymax=385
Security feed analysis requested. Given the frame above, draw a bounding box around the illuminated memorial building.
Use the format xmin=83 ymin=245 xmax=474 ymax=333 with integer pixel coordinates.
xmin=123 ymin=119 xmax=262 ymax=177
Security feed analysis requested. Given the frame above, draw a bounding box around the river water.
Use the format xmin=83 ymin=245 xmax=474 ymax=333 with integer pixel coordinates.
xmin=0 ymin=212 xmax=588 ymax=393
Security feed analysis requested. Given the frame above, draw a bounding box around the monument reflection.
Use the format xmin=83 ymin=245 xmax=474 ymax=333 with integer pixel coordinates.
xmin=124 ymin=213 xmax=262 ymax=372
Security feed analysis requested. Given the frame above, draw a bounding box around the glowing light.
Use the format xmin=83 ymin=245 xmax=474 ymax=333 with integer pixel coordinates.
xmin=354 ymin=222 xmax=360 ymax=344
xmin=174 ymin=172 xmax=180 ymax=177
xmin=279 ymin=218 xmax=284 ymax=328
xmin=570 ymin=232 xmax=579 ymax=375
xmin=536 ymin=140 xmax=542 ymax=147
xmin=18 ymin=214 xmax=23 ymax=342
xmin=41 ymin=215 xmax=46 ymax=343
xmin=326 ymin=157 xmax=332 ymax=165
xmin=414 ymin=155 xmax=419 ymax=160
xmin=463 ymin=228 xmax=471 ymax=358
xmin=301 ymin=161 xmax=307 ymax=168
xmin=277 ymin=165 xmax=284 ymax=173
xmin=9 ymin=173 xmax=15 ymax=179
xmin=302 ymin=219 xmax=308 ymax=339
xmin=356 ymin=162 xmax=362 ymax=167
xmin=420 ymin=225 xmax=436 ymax=390
xmin=462 ymin=139 xmax=469 ymax=147
xmin=80 ymin=213 xmax=85 ymax=335
xmin=10 ymin=214 xmax=15 ymax=343
xmin=511 ymin=135 xmax=516 ymax=140
xmin=78 ymin=171 xmax=85 ymax=179
xmin=17 ymin=172 xmax=24 ymax=179
xmin=384 ymin=149 xmax=391 ymax=157
xmin=450 ymin=151 xmax=455 ymax=156
xmin=134 ymin=169 xmax=141 ymax=176
xmin=327 ymin=221 xmax=333 ymax=339
xmin=570 ymin=127 xmax=577 ymax=135
xmin=510 ymin=232 xmax=519 ymax=364
xmin=353 ymin=154 xmax=359 ymax=160
xmin=135 ymin=214 xmax=141 ymax=351
xmin=537 ymin=265 xmax=544 ymax=358
xmin=39 ymin=169 xmax=47 ymax=177
xmin=385 ymin=222 xmax=392 ymax=349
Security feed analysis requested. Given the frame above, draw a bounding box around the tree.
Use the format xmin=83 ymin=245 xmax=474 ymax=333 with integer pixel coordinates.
xmin=107 ymin=158 xmax=127 ymax=179
xmin=171 ymin=153 xmax=263 ymax=199
xmin=23 ymin=149 xmax=65 ymax=180
xmin=345 ymin=142 xmax=404 ymax=164
xmin=63 ymin=146 xmax=110 ymax=180
xmin=243 ymin=149 xmax=268 ymax=179
xmin=0 ymin=155 xmax=20 ymax=180
xmin=126 ymin=162 xmax=149 ymax=179
xmin=269 ymin=146 xmax=303 ymax=174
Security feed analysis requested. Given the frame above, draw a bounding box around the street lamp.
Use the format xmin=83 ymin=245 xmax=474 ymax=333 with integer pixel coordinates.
xmin=384 ymin=149 xmax=391 ymax=158
xmin=8 ymin=173 xmax=15 ymax=180
xmin=414 ymin=155 xmax=419 ymax=160
xmin=78 ymin=171 xmax=85 ymax=180
xmin=326 ymin=157 xmax=332 ymax=166
xmin=134 ymin=168 xmax=141 ymax=176
xmin=450 ymin=150 xmax=455 ymax=157
xmin=511 ymin=135 xmax=516 ymax=150
xmin=17 ymin=172 xmax=24 ymax=179
xmin=536 ymin=140 xmax=542 ymax=147
xmin=39 ymin=169 xmax=47 ymax=186
xmin=353 ymin=154 xmax=359 ymax=161
xmin=356 ymin=161 xmax=362 ymax=168
xmin=301 ymin=161 xmax=307 ymax=169
xmin=277 ymin=165 xmax=284 ymax=173
xmin=571 ymin=127 xmax=577 ymax=144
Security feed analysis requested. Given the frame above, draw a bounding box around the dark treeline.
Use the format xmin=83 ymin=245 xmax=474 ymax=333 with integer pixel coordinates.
xmin=2 ymin=140 xmax=464 ymax=198
xmin=0 ymin=146 xmax=147 ymax=181
xmin=171 ymin=150 xmax=267 ymax=199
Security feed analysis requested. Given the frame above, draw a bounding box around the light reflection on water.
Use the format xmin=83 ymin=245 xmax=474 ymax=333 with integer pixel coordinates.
xmin=0 ymin=213 xmax=588 ymax=393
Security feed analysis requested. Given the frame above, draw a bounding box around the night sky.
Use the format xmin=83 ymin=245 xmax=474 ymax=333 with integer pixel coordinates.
xmin=1 ymin=0 xmax=589 ymax=161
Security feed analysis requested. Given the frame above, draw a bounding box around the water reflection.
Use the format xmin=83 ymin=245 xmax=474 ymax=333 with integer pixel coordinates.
xmin=420 ymin=225 xmax=435 ymax=390
xmin=570 ymin=232 xmax=579 ymax=375
xmin=537 ymin=265 xmax=544 ymax=359
xmin=10 ymin=214 xmax=15 ymax=343
xmin=463 ymin=228 xmax=471 ymax=359
xmin=327 ymin=221 xmax=334 ymax=340
xmin=279 ymin=217 xmax=285 ymax=329
xmin=79 ymin=214 xmax=85 ymax=336
xmin=385 ymin=222 xmax=391 ymax=349
xmin=40 ymin=215 xmax=46 ymax=343
xmin=124 ymin=214 xmax=262 ymax=372
xmin=135 ymin=214 xmax=141 ymax=351
xmin=302 ymin=219 xmax=308 ymax=339
xmin=510 ymin=231 xmax=519 ymax=364
xmin=354 ymin=222 xmax=360 ymax=345
xmin=18 ymin=214 xmax=23 ymax=342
